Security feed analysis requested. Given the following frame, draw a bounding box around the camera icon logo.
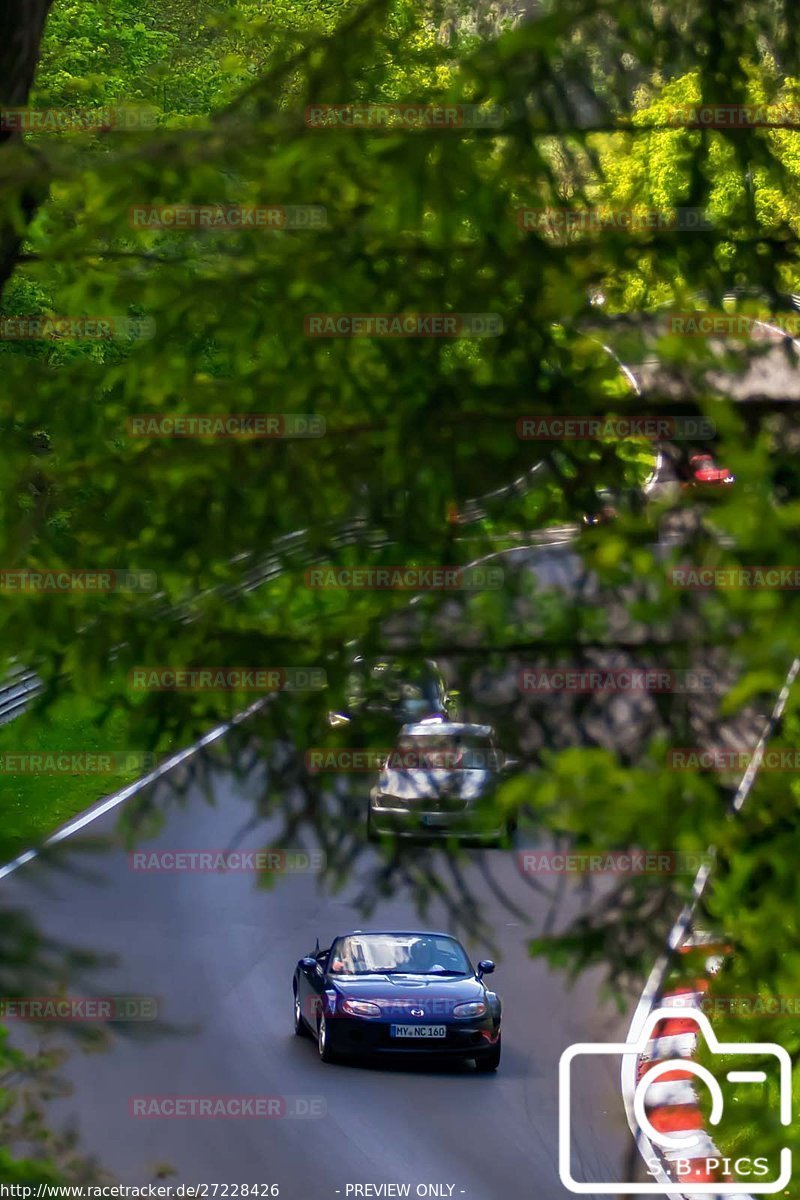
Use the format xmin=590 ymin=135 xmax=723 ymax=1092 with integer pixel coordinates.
xmin=559 ymin=1006 xmax=792 ymax=1193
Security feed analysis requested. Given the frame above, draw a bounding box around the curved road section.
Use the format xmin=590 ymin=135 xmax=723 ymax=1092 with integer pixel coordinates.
xmin=2 ymin=761 xmax=632 ymax=1198
xmin=0 ymin=528 xmax=766 ymax=1197
xmin=0 ymin=448 xmax=748 ymax=1195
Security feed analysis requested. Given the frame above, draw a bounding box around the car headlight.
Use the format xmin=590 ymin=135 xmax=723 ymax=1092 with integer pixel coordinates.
xmin=341 ymin=998 xmax=382 ymax=1018
xmin=453 ymin=1001 xmax=487 ymax=1018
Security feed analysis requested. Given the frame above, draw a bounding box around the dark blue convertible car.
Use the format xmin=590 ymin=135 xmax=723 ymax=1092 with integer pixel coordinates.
xmin=293 ymin=930 xmax=502 ymax=1070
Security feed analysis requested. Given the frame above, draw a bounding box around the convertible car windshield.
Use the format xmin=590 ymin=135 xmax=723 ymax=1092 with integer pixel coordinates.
xmin=328 ymin=933 xmax=471 ymax=976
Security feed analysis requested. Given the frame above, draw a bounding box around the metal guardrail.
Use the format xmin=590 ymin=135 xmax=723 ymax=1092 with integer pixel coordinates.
xmin=0 ymin=427 xmax=668 ymax=723
xmin=164 ymin=517 xmax=390 ymax=620
xmin=621 ymin=656 xmax=800 ymax=1198
xmin=0 ymin=519 xmax=389 ymax=721
xmin=0 ymin=335 xmax=646 ymax=718
xmin=0 ymin=668 xmax=44 ymax=726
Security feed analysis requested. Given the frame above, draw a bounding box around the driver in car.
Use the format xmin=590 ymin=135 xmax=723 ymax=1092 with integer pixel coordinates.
xmin=406 ymin=938 xmax=446 ymax=974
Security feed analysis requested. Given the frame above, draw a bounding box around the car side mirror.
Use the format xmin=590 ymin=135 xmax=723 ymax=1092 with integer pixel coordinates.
xmin=300 ymin=957 xmax=320 ymax=972
xmin=477 ymin=959 xmax=495 ymax=979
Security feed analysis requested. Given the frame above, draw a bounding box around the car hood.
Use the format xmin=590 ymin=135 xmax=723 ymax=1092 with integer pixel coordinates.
xmin=329 ymin=974 xmax=487 ymax=1008
xmin=376 ymin=767 xmax=492 ymax=800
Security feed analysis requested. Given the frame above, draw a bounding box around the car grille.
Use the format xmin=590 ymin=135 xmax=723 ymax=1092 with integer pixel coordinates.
xmin=425 ymin=791 xmax=469 ymax=812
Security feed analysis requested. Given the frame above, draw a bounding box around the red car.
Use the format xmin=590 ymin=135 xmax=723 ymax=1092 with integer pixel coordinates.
xmin=685 ymin=453 xmax=735 ymax=487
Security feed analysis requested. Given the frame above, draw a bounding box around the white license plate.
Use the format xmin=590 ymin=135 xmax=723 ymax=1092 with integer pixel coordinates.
xmin=390 ymin=1024 xmax=447 ymax=1038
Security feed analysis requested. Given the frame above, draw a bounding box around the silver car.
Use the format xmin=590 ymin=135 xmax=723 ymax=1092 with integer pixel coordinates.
xmin=367 ymin=719 xmax=514 ymax=842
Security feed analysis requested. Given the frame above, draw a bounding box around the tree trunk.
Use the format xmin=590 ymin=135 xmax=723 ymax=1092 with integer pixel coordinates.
xmin=0 ymin=0 xmax=54 ymax=296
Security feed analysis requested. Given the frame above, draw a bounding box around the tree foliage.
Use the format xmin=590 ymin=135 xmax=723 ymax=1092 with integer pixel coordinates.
xmin=1 ymin=0 xmax=800 ymax=1181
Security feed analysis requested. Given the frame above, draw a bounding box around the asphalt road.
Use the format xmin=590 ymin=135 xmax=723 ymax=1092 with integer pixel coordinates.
xmin=2 ymin=763 xmax=632 ymax=1199
xmin=0 ymin=524 xmax=757 ymax=1198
